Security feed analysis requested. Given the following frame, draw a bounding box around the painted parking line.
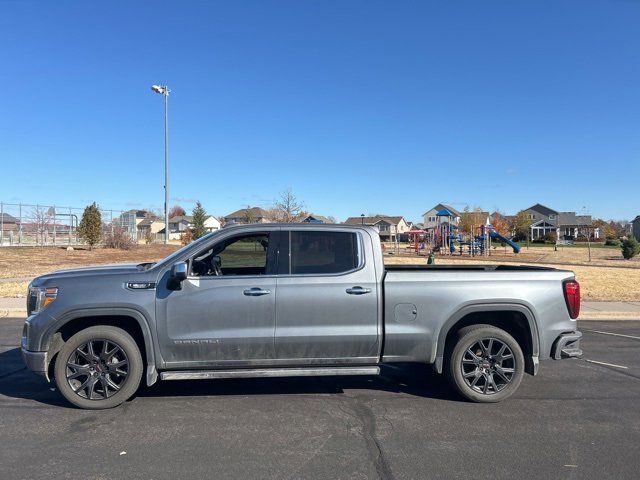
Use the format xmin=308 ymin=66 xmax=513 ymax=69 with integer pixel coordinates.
xmin=584 ymin=359 xmax=629 ymax=370
xmin=583 ymin=329 xmax=640 ymax=341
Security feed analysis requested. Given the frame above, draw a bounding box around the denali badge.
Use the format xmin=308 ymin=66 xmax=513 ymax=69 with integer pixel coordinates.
xmin=173 ymin=339 xmax=219 ymax=345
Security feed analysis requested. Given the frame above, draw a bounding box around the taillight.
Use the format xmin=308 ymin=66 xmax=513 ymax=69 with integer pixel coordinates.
xmin=563 ymin=280 xmax=581 ymax=319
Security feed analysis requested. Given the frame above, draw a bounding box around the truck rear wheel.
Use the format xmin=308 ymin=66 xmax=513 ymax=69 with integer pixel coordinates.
xmin=445 ymin=325 xmax=524 ymax=403
xmin=54 ymin=326 xmax=143 ymax=409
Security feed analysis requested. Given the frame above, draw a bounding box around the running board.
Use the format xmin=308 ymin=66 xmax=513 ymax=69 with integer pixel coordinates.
xmin=160 ymin=366 xmax=380 ymax=381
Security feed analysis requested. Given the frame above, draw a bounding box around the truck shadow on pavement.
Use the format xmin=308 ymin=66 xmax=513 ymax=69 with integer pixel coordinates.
xmin=0 ymin=347 xmax=461 ymax=408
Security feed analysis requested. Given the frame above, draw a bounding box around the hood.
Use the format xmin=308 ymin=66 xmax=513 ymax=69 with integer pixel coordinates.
xmin=32 ymin=263 xmax=145 ymax=285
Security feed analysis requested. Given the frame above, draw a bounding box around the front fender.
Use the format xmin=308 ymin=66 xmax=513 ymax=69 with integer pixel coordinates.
xmin=39 ymin=306 xmax=159 ymax=386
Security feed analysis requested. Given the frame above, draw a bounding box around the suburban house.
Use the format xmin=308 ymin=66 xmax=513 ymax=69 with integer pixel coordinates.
xmin=165 ymin=215 xmax=221 ymax=240
xmin=120 ymin=209 xmax=151 ymax=226
xmin=524 ymin=204 xmax=598 ymax=240
xmin=557 ymin=212 xmax=597 ymax=240
xmin=224 ymin=207 xmax=271 ymax=224
xmin=136 ymin=218 xmax=166 ymax=239
xmin=422 ymin=204 xmax=461 ymax=230
xmin=343 ymin=215 xmax=411 ymax=242
xmin=632 ymin=216 xmax=640 ymax=241
xmin=298 ymin=214 xmax=332 ymax=224
xmin=524 ymin=204 xmax=558 ymax=239
xmin=489 ymin=211 xmax=515 ymax=224
xmin=0 ymin=212 xmax=19 ymax=231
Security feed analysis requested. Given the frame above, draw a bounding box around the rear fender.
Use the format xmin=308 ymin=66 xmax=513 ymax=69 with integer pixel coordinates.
xmin=433 ymin=303 xmax=540 ymax=375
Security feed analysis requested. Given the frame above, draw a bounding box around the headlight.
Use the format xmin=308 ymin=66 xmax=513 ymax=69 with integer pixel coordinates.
xmin=27 ymin=286 xmax=58 ymax=315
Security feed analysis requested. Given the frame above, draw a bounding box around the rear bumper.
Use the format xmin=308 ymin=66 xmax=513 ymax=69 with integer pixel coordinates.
xmin=551 ymin=331 xmax=583 ymax=360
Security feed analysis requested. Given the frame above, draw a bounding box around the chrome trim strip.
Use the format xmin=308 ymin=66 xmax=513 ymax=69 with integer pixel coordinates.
xmin=160 ymin=366 xmax=380 ymax=380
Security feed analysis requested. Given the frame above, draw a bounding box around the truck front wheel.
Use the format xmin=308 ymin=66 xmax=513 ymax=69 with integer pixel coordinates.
xmin=445 ymin=325 xmax=524 ymax=403
xmin=54 ymin=326 xmax=143 ymax=409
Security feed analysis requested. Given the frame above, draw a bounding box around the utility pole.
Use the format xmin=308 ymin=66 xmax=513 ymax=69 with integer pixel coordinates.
xmin=151 ymin=85 xmax=170 ymax=244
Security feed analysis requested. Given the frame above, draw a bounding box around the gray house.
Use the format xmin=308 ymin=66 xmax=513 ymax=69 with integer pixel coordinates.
xmin=524 ymin=204 xmax=558 ymax=239
xmin=557 ymin=212 xmax=595 ymax=240
xmin=632 ymin=216 xmax=640 ymax=241
xmin=525 ymin=203 xmax=597 ymax=240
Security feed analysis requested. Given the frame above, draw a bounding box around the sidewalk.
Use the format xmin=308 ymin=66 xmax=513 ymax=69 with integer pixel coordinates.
xmin=1 ymin=297 xmax=639 ymax=320
xmin=580 ymin=301 xmax=640 ymax=320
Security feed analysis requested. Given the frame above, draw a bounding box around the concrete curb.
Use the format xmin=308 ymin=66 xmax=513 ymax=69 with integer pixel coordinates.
xmin=579 ymin=314 xmax=640 ymax=321
xmin=0 ymin=308 xmax=27 ymax=318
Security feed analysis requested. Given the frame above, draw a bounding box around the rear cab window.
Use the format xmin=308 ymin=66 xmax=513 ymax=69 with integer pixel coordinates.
xmin=286 ymin=230 xmax=360 ymax=275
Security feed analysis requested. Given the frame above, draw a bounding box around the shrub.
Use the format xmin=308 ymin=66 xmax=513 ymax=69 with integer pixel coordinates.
xmin=104 ymin=227 xmax=137 ymax=250
xmin=180 ymin=229 xmax=193 ymax=245
xmin=621 ymin=237 xmax=640 ymax=260
xmin=144 ymin=229 xmax=154 ymax=245
xmin=543 ymin=232 xmax=557 ymax=244
xmin=605 ymin=239 xmax=621 ymax=247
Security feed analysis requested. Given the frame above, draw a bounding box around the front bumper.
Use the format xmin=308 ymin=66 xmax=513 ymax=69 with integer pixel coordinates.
xmin=21 ymin=336 xmax=49 ymax=380
xmin=551 ymin=331 xmax=583 ymax=360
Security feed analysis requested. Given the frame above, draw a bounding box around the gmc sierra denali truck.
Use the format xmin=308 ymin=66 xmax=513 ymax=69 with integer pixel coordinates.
xmin=22 ymin=224 xmax=582 ymax=409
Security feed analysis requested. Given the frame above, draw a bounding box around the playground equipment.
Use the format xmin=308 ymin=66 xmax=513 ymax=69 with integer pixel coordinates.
xmin=426 ymin=215 xmax=521 ymax=256
xmin=404 ymin=212 xmax=521 ymax=258
xmin=405 ymin=228 xmax=428 ymax=254
xmin=489 ymin=230 xmax=521 ymax=253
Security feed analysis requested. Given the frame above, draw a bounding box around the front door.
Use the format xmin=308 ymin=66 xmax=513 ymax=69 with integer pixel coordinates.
xmin=274 ymin=229 xmax=380 ymax=364
xmin=156 ymin=231 xmax=278 ymax=367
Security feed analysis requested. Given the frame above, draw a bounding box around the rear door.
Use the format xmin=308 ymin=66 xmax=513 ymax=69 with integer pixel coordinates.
xmin=274 ymin=229 xmax=380 ymax=364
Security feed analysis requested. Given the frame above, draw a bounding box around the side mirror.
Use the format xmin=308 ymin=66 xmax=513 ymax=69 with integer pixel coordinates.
xmin=169 ymin=262 xmax=188 ymax=290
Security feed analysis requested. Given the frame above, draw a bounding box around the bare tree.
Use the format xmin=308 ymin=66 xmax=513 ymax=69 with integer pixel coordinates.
xmin=31 ymin=206 xmax=54 ymax=245
xmin=273 ymin=188 xmax=305 ymax=222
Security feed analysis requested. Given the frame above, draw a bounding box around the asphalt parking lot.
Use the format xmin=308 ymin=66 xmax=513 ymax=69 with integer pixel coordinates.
xmin=1 ymin=317 xmax=639 ymax=480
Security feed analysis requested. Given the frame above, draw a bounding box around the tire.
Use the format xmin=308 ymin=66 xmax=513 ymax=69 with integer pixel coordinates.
xmin=54 ymin=326 xmax=143 ymax=409
xmin=445 ymin=324 xmax=525 ymax=403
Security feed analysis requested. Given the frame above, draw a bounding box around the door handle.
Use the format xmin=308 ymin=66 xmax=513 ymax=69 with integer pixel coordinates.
xmin=346 ymin=286 xmax=372 ymax=295
xmin=243 ymin=288 xmax=271 ymax=296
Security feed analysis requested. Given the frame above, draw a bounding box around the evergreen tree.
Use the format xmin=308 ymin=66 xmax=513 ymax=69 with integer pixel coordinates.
xmin=621 ymin=236 xmax=640 ymax=260
xmin=191 ymin=201 xmax=207 ymax=239
xmin=78 ymin=202 xmax=102 ymax=249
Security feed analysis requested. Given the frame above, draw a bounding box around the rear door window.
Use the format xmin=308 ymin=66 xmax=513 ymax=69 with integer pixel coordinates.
xmin=289 ymin=231 xmax=359 ymax=275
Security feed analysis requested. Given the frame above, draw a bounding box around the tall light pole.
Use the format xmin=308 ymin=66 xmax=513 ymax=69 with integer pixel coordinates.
xmin=151 ymin=84 xmax=170 ymax=244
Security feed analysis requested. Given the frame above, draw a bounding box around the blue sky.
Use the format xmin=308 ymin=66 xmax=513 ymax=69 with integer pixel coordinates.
xmin=1 ymin=0 xmax=638 ymax=222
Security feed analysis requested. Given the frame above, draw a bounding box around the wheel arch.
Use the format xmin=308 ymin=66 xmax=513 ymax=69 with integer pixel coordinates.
xmin=434 ymin=303 xmax=540 ymax=376
xmin=43 ymin=307 xmax=158 ymax=386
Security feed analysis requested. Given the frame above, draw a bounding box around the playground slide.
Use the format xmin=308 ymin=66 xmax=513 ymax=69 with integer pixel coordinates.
xmin=489 ymin=230 xmax=521 ymax=254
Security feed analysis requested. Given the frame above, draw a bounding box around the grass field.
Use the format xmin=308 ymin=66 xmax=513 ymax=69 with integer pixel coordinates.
xmin=0 ymin=245 xmax=179 ymax=297
xmin=1 ymin=242 xmax=639 ymax=301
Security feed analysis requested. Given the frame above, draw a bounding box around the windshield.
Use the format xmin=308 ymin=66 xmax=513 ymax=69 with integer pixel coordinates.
xmin=153 ymin=230 xmax=223 ymax=270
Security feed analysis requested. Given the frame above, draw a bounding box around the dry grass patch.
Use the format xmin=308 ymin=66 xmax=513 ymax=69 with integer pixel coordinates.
xmin=0 ymin=245 xmax=180 ymax=280
xmin=0 ymin=281 xmax=29 ymax=298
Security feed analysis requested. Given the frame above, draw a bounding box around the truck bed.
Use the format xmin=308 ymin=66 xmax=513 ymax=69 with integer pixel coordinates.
xmin=385 ymin=264 xmax=560 ymax=272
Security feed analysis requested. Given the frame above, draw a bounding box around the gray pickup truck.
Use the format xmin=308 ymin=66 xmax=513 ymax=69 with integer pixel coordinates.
xmin=22 ymin=224 xmax=582 ymax=409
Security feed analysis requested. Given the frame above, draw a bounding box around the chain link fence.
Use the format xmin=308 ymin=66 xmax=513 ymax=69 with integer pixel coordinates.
xmin=0 ymin=202 xmax=139 ymax=247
